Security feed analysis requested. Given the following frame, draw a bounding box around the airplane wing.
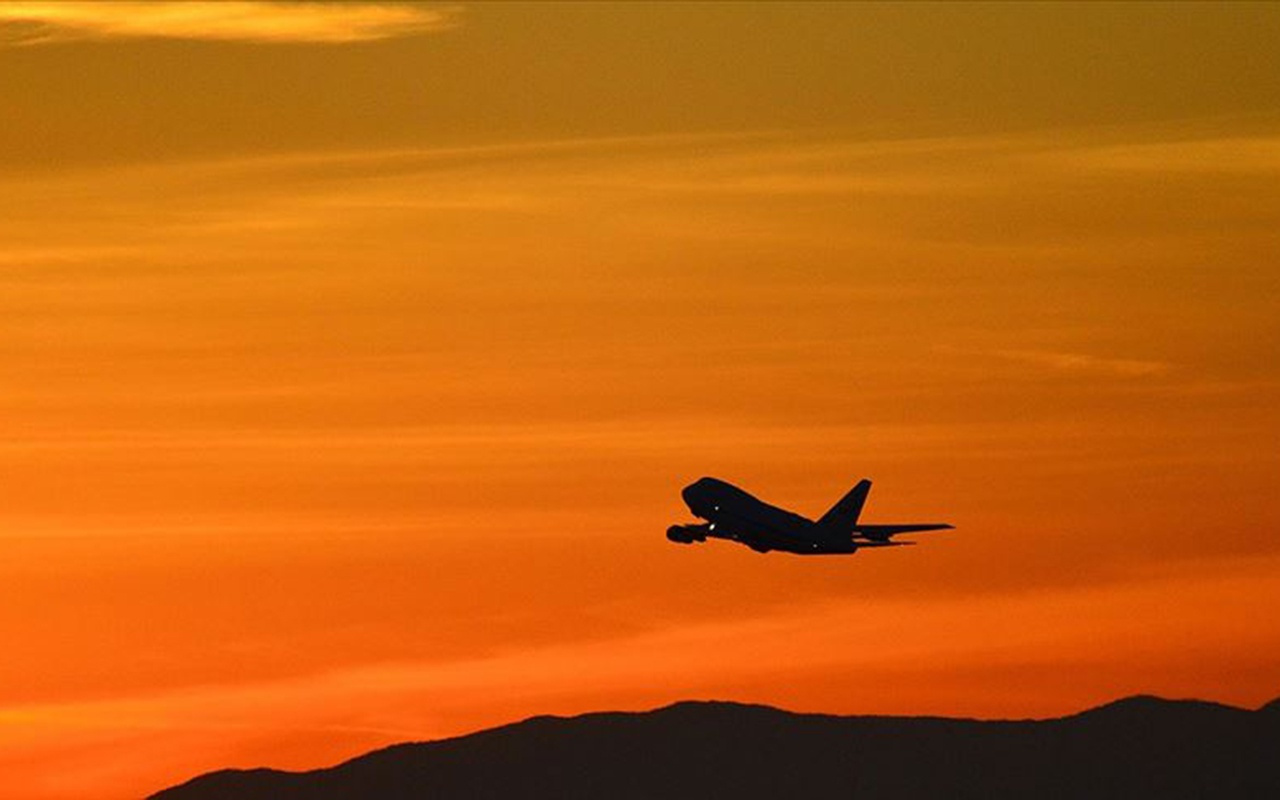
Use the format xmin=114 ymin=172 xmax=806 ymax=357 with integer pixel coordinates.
xmin=852 ymin=524 xmax=953 ymax=540
xmin=852 ymin=540 xmax=916 ymax=548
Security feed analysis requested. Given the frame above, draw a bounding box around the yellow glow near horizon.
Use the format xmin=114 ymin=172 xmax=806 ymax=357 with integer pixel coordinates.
xmin=0 ymin=2 xmax=457 ymax=45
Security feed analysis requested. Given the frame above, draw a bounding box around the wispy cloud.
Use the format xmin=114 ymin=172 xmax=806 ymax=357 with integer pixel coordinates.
xmin=1039 ymin=135 xmax=1280 ymax=175
xmin=0 ymin=2 xmax=459 ymax=46
xmin=986 ymin=349 xmax=1172 ymax=377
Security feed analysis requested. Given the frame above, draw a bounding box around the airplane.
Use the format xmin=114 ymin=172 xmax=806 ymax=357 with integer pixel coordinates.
xmin=667 ymin=477 xmax=952 ymax=555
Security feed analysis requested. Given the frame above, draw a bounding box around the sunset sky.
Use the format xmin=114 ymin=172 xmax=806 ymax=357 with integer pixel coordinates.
xmin=2 ymin=3 xmax=1279 ymax=798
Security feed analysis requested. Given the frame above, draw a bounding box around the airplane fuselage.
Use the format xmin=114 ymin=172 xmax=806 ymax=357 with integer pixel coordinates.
xmin=672 ymin=477 xmax=858 ymax=554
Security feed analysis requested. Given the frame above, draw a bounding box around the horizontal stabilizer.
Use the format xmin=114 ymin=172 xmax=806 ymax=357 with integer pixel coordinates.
xmin=853 ymin=540 xmax=916 ymax=548
xmin=853 ymin=524 xmax=953 ymax=541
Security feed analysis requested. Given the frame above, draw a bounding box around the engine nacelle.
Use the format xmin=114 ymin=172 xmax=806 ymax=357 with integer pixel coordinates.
xmin=667 ymin=525 xmax=696 ymax=544
xmin=667 ymin=524 xmax=711 ymax=544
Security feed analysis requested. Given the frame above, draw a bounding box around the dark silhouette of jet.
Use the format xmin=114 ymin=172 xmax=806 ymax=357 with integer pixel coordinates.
xmin=667 ymin=477 xmax=952 ymax=554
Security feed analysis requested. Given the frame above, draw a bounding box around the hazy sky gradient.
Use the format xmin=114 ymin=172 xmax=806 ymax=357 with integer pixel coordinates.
xmin=2 ymin=4 xmax=1279 ymax=798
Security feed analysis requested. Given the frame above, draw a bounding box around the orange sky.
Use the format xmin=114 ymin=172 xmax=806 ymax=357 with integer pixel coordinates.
xmin=2 ymin=3 xmax=1280 ymax=798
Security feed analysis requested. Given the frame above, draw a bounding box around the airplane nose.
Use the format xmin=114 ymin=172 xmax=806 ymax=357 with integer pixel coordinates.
xmin=681 ymin=480 xmax=715 ymax=516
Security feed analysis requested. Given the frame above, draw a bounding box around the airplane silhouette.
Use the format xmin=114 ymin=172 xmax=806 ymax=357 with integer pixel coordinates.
xmin=667 ymin=477 xmax=952 ymax=554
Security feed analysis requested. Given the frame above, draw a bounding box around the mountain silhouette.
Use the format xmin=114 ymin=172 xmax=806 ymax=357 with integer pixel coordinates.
xmin=152 ymin=695 xmax=1280 ymax=799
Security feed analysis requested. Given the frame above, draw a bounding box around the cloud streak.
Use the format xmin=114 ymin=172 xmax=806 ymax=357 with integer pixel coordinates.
xmin=986 ymin=349 xmax=1173 ymax=377
xmin=0 ymin=2 xmax=458 ymax=46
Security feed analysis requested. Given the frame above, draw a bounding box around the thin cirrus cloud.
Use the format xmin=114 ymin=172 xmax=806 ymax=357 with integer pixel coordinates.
xmin=0 ymin=2 xmax=459 ymax=46
xmin=988 ymin=349 xmax=1173 ymax=378
xmin=937 ymin=346 xmax=1174 ymax=379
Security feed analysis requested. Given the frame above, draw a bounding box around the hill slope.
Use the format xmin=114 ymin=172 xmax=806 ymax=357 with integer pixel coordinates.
xmin=152 ymin=695 xmax=1280 ymax=799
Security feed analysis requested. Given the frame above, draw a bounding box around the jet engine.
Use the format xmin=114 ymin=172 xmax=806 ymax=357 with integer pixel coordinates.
xmin=666 ymin=524 xmax=708 ymax=544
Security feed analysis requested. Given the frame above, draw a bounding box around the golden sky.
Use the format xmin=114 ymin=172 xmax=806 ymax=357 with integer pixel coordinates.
xmin=2 ymin=3 xmax=1279 ymax=798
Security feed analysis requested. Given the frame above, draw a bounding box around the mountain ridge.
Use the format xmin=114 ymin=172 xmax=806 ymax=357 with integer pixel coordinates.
xmin=151 ymin=693 xmax=1280 ymax=799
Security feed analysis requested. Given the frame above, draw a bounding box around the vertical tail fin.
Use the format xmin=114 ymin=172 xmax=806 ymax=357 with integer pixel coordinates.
xmin=818 ymin=479 xmax=871 ymax=531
